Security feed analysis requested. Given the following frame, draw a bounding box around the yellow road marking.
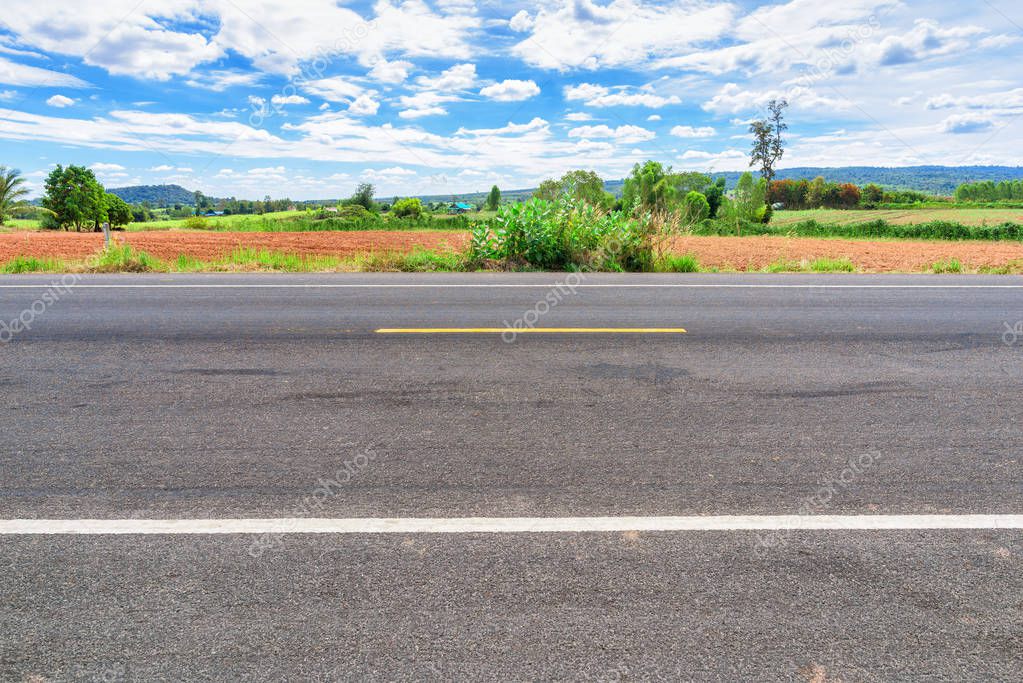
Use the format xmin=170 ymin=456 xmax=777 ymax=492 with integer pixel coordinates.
xmin=375 ymin=328 xmax=687 ymax=334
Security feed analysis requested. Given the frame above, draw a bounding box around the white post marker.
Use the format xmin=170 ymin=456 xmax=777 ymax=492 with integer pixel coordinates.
xmin=101 ymin=221 xmax=111 ymax=248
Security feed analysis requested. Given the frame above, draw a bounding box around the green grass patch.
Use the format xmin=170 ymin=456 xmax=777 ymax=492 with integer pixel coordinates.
xmin=656 ymin=253 xmax=701 ymax=273
xmin=91 ymin=245 xmax=163 ymax=272
xmin=808 ymin=257 xmax=856 ymax=272
xmin=0 ymin=256 xmax=66 ymax=273
xmin=930 ymin=258 xmax=964 ymax=274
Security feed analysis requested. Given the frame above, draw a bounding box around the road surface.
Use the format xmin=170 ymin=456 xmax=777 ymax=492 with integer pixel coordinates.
xmin=1 ymin=273 xmax=1021 ymax=680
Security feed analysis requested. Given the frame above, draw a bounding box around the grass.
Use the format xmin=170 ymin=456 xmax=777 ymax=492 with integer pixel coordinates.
xmin=695 ymin=218 xmax=1023 ymax=241
xmin=930 ymin=258 xmax=964 ymax=274
xmin=809 ymin=257 xmax=857 ymax=272
xmin=0 ymin=256 xmax=65 ymax=273
xmin=656 ymin=253 xmax=700 ymax=273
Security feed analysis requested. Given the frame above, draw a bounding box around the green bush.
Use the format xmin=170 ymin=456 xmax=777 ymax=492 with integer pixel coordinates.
xmin=391 ymin=198 xmax=424 ymax=219
xmin=184 ymin=215 xmax=208 ymax=230
xmin=682 ymin=192 xmax=710 ymax=223
xmin=469 ymin=197 xmax=654 ymax=271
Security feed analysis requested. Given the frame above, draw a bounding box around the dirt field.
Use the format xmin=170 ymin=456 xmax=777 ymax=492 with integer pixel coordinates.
xmin=773 ymin=208 xmax=1023 ymax=227
xmin=670 ymin=235 xmax=1023 ymax=271
xmin=1 ymin=230 xmax=1022 ymax=272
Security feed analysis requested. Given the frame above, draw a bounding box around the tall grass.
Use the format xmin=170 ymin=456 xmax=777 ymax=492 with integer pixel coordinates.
xmin=1 ymin=256 xmax=65 ymax=273
xmin=91 ymin=245 xmax=162 ymax=272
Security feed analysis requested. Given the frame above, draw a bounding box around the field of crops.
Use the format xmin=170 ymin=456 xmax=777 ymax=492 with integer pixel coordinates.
xmin=773 ymin=208 xmax=1023 ymax=227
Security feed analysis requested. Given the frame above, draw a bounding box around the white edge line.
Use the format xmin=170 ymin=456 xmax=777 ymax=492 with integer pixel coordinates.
xmin=0 ymin=284 xmax=1021 ymax=289
xmin=2 ymin=515 xmax=1022 ymax=535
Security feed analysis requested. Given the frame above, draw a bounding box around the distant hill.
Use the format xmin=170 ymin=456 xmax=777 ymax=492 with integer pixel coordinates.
xmin=108 ymin=184 xmax=196 ymax=207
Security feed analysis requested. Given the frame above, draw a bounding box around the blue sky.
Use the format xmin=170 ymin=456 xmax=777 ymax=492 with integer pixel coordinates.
xmin=0 ymin=0 xmax=1021 ymax=199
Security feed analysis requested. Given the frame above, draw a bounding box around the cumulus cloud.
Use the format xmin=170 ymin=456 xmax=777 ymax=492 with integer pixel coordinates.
xmin=509 ymin=10 xmax=534 ymax=33
xmin=479 ymin=79 xmax=540 ymax=102
xmin=941 ymin=114 xmax=994 ymax=134
xmin=46 ymin=94 xmax=75 ymax=108
xmin=511 ymin=0 xmax=734 ymax=70
xmin=670 ymin=125 xmax=716 ymax=138
xmin=349 ymin=93 xmax=380 ymax=116
xmin=564 ymin=83 xmax=680 ymax=108
xmin=368 ymin=59 xmax=413 ymax=84
xmin=567 ymin=124 xmax=655 ymax=143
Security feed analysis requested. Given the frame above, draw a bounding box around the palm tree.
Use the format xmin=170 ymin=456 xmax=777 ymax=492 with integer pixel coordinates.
xmin=0 ymin=166 xmax=30 ymax=225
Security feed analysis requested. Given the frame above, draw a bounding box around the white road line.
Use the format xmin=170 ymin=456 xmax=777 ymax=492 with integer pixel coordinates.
xmin=2 ymin=515 xmax=1021 ymax=535
xmin=0 ymin=283 xmax=1020 ymax=289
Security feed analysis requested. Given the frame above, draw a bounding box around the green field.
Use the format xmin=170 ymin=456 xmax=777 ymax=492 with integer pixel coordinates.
xmin=1 ymin=209 xmax=481 ymax=233
xmin=773 ymin=208 xmax=1023 ymax=227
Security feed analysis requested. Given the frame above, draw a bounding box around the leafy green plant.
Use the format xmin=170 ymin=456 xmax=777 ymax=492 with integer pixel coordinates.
xmin=470 ymin=196 xmax=655 ymax=271
xmin=1 ymin=256 xmax=63 ymax=273
xmin=809 ymin=257 xmax=856 ymax=272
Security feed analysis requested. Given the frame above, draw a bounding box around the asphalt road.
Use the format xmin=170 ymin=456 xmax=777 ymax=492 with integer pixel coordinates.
xmin=1 ymin=273 xmax=1021 ymax=680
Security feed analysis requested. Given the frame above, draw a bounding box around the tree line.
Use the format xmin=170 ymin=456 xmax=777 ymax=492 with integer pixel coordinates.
xmin=954 ymin=180 xmax=1023 ymax=203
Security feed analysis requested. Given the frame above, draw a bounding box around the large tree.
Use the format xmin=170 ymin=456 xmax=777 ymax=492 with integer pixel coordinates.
xmin=533 ymin=170 xmax=613 ymax=209
xmin=485 ymin=185 xmax=501 ymax=211
xmin=622 ymin=161 xmax=710 ymax=213
xmin=349 ymin=183 xmax=376 ymax=211
xmin=749 ymin=99 xmax=788 ymax=183
xmin=104 ymin=193 xmax=133 ymax=228
xmin=0 ymin=166 xmax=29 ymax=225
xmin=42 ymin=165 xmax=106 ymax=231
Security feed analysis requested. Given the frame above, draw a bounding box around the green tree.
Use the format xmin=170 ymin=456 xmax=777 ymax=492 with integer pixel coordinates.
xmin=486 ymin=185 xmax=501 ymax=211
xmin=391 ymin=197 xmax=424 ymax=218
xmin=532 ymin=170 xmax=612 ymax=208
xmin=749 ymin=99 xmax=788 ymax=182
xmin=42 ymin=165 xmax=106 ymax=231
xmin=349 ymin=183 xmax=376 ymax=211
xmin=681 ymin=191 xmax=710 ymax=223
xmin=0 ymin=166 xmax=30 ymax=225
xmin=622 ymin=161 xmax=711 ymax=214
xmin=104 ymin=193 xmax=133 ymax=228
xmin=729 ymin=172 xmax=768 ymax=223
xmin=704 ymin=177 xmax=727 ymax=218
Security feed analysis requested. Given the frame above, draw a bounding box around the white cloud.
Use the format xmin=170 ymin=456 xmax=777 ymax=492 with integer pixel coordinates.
xmin=0 ymin=56 xmax=88 ymax=88
xmin=568 ymin=124 xmax=655 ymax=143
xmin=0 ymin=90 xmax=17 ymax=101
xmin=416 ymin=63 xmax=476 ymax=90
xmin=185 ymin=70 xmax=262 ymax=92
xmin=564 ymin=83 xmax=680 ymax=108
xmin=647 ymin=114 xmax=661 ymax=121
xmin=703 ymin=83 xmax=850 ymax=114
xmin=398 ymin=106 xmax=447 ymax=119
xmin=941 ymin=114 xmax=995 ymax=135
xmin=349 ymin=93 xmax=380 ymax=116
xmin=363 ymin=166 xmax=417 ymax=180
xmin=368 ymin=59 xmax=413 ymax=84
xmin=512 ymin=0 xmax=735 ymax=70
xmin=302 ymin=77 xmax=364 ymax=103
xmin=926 ymin=89 xmax=1023 ymax=112
xmin=46 ymin=94 xmax=75 ymax=108
xmin=479 ymin=79 xmax=540 ymax=102
xmin=565 ymin=112 xmax=593 ymax=122
xmin=670 ymin=125 xmax=716 ymax=139
xmin=90 ymin=162 xmax=125 ymax=171
xmin=509 ymin=10 xmax=534 ymax=33
xmin=271 ymin=94 xmax=311 ymax=106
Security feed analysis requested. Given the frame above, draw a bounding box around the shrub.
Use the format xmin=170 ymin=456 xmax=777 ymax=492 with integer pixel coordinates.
xmin=469 ymin=197 xmax=655 ymax=271
xmin=682 ymin=191 xmax=710 ymax=223
xmin=391 ymin=197 xmax=424 ymax=219
xmin=184 ymin=215 xmax=208 ymax=230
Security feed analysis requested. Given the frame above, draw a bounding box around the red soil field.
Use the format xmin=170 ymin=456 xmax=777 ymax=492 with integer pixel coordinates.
xmin=1 ymin=230 xmax=1021 ymax=272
